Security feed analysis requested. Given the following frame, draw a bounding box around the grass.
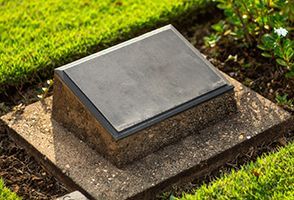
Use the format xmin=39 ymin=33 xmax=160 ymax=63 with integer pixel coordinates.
xmin=0 ymin=179 xmax=20 ymax=200
xmin=0 ymin=0 xmax=211 ymax=93
xmin=178 ymin=141 xmax=294 ymax=200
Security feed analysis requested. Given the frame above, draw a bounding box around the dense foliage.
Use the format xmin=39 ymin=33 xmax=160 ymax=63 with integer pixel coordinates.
xmin=205 ymin=0 xmax=293 ymax=77
xmin=178 ymin=141 xmax=294 ymax=200
xmin=0 ymin=0 xmax=210 ymax=93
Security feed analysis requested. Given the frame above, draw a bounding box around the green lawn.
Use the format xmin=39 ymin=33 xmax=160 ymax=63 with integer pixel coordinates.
xmin=0 ymin=0 xmax=210 ymax=92
xmin=178 ymin=141 xmax=294 ymax=200
xmin=0 ymin=179 xmax=20 ymax=200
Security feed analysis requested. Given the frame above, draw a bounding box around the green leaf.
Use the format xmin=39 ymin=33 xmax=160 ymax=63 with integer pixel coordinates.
xmin=261 ymin=34 xmax=276 ymax=49
xmin=212 ymin=21 xmax=225 ymax=33
xmin=257 ymin=45 xmax=266 ymax=51
xmin=261 ymin=52 xmax=272 ymax=58
xmin=276 ymin=58 xmax=288 ymax=67
xmin=285 ymin=71 xmax=294 ymax=78
xmin=169 ymin=194 xmax=177 ymax=200
xmin=204 ymin=34 xmax=220 ymax=48
xmin=285 ymin=49 xmax=294 ymax=60
xmin=283 ymin=39 xmax=292 ymax=49
xmin=274 ymin=46 xmax=283 ymax=58
xmin=276 ymin=93 xmax=288 ymax=103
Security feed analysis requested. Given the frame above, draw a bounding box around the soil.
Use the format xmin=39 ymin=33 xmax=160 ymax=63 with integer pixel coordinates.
xmin=0 ymin=124 xmax=68 ymax=199
xmin=0 ymin=9 xmax=293 ymax=200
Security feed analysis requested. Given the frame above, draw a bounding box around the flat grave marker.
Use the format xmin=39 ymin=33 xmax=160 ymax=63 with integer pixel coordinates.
xmin=53 ymin=25 xmax=236 ymax=166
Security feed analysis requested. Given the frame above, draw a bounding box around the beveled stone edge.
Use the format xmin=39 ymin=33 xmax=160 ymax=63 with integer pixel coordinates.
xmin=56 ymin=25 xmax=176 ymax=72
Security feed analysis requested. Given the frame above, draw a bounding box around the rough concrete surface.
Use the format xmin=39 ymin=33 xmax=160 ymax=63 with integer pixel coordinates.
xmin=1 ymin=75 xmax=293 ymax=200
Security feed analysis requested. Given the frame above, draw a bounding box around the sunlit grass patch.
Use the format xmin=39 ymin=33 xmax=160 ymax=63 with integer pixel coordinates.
xmin=179 ymin=142 xmax=294 ymax=200
xmin=0 ymin=178 xmax=21 ymax=200
xmin=0 ymin=0 xmax=210 ymax=92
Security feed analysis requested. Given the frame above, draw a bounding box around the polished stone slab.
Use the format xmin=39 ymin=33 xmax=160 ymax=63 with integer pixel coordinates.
xmin=1 ymin=75 xmax=292 ymax=200
xmin=55 ymin=25 xmax=233 ymax=139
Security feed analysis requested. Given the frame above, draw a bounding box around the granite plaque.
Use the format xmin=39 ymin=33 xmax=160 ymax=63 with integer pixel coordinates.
xmin=52 ymin=25 xmax=237 ymax=166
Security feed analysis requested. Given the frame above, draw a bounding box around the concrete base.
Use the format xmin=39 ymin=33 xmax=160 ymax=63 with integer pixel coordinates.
xmin=1 ymin=75 xmax=293 ymax=200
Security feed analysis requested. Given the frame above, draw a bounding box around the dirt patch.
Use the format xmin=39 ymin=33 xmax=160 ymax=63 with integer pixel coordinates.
xmin=0 ymin=123 xmax=68 ymax=199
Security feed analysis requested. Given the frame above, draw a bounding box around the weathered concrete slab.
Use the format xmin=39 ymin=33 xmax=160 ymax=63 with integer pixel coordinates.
xmin=1 ymin=75 xmax=293 ymax=200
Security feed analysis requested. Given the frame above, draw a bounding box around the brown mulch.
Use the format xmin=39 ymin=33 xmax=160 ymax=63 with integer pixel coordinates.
xmin=0 ymin=9 xmax=293 ymax=200
xmin=0 ymin=123 xmax=68 ymax=199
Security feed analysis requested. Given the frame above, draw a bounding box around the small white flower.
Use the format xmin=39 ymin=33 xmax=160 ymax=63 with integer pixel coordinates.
xmin=274 ymin=27 xmax=288 ymax=37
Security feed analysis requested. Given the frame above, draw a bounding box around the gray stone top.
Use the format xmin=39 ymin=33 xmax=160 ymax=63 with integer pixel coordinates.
xmin=55 ymin=25 xmax=233 ymax=139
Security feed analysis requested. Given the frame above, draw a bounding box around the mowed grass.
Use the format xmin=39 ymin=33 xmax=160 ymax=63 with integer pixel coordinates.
xmin=0 ymin=0 xmax=210 ymax=92
xmin=179 ymin=142 xmax=294 ymax=200
xmin=0 ymin=179 xmax=20 ymax=200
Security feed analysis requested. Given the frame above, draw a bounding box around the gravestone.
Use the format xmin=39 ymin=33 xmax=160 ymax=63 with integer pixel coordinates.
xmin=52 ymin=25 xmax=237 ymax=167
